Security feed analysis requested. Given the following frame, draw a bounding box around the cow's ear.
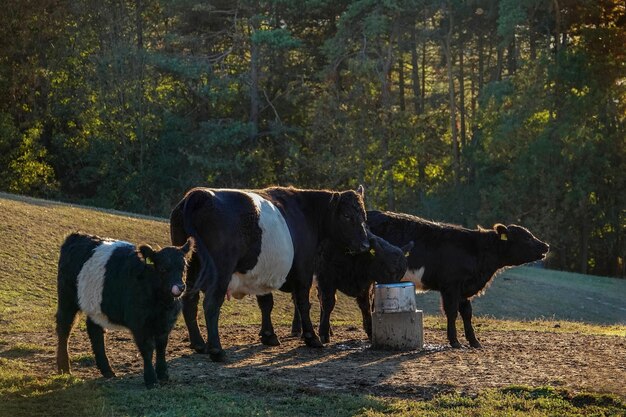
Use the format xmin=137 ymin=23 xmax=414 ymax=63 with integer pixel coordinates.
xmin=368 ymin=233 xmax=382 ymax=252
xmin=181 ymin=237 xmax=194 ymax=256
xmin=401 ymin=241 xmax=414 ymax=256
xmin=494 ymin=224 xmax=508 ymax=241
xmin=356 ymin=185 xmax=365 ymax=198
xmin=139 ymin=245 xmax=156 ymax=265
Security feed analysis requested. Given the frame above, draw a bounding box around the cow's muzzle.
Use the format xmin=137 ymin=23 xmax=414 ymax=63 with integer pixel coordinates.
xmin=171 ymin=284 xmax=186 ymax=297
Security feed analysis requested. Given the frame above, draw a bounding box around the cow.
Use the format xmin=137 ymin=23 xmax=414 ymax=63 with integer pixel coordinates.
xmin=169 ymin=186 xmax=370 ymax=362
xmin=367 ymin=210 xmax=550 ymax=348
xmin=291 ymin=232 xmax=414 ymax=344
xmin=55 ymin=232 xmax=193 ymax=388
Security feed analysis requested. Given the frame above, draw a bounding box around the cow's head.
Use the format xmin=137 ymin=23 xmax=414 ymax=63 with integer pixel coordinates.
xmin=139 ymin=238 xmax=194 ymax=298
xmin=367 ymin=232 xmax=414 ymax=284
xmin=328 ymin=185 xmax=369 ymax=253
xmin=494 ymin=224 xmax=549 ymax=266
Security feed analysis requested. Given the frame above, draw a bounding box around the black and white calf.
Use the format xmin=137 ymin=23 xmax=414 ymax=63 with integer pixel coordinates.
xmin=56 ymin=232 xmax=193 ymax=388
xmin=170 ymin=186 xmax=370 ymax=361
xmin=367 ymin=210 xmax=549 ymax=348
xmin=292 ymin=232 xmax=413 ymax=344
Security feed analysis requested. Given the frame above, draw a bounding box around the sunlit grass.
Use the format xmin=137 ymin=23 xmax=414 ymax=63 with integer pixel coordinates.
xmin=362 ymin=386 xmax=626 ymax=417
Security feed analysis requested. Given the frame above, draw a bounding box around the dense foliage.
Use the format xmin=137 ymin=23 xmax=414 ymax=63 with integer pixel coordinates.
xmin=0 ymin=0 xmax=624 ymax=277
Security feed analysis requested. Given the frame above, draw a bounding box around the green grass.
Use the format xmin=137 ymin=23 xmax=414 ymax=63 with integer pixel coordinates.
xmin=1 ymin=364 xmax=624 ymax=417
xmin=1 ymin=192 xmax=625 ymax=416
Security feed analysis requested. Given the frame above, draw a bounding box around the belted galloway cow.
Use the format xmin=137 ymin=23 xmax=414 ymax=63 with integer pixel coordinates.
xmin=170 ymin=186 xmax=370 ymax=361
xmin=56 ymin=232 xmax=193 ymax=388
xmin=367 ymin=210 xmax=549 ymax=348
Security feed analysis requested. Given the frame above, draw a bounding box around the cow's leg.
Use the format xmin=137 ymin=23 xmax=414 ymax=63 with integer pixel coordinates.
xmin=291 ymin=274 xmax=323 ymax=348
xmin=203 ymin=282 xmax=228 ymax=362
xmin=257 ymin=293 xmax=280 ymax=346
xmin=318 ymin=285 xmax=336 ymax=344
xmin=86 ymin=318 xmax=116 ymax=378
xmin=356 ymin=290 xmax=373 ymax=340
xmin=55 ymin=303 xmax=78 ymax=374
xmin=134 ymin=333 xmax=158 ymax=388
xmin=182 ymin=289 xmax=206 ymax=353
xmin=180 ymin=253 xmax=206 ymax=353
xmin=290 ymin=292 xmax=302 ymax=337
xmin=154 ymin=333 xmax=170 ymax=382
xmin=441 ymin=291 xmax=462 ymax=348
xmin=459 ymin=299 xmax=481 ymax=348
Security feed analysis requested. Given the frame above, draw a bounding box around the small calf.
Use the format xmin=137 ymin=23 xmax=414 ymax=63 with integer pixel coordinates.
xmin=367 ymin=210 xmax=549 ymax=348
xmin=292 ymin=232 xmax=413 ymax=343
xmin=56 ymin=232 xmax=193 ymax=388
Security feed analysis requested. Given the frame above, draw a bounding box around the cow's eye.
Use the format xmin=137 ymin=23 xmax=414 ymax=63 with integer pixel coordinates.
xmin=342 ymin=213 xmax=351 ymax=220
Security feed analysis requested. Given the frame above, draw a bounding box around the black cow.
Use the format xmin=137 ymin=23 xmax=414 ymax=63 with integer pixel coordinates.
xmin=299 ymin=232 xmax=414 ymax=344
xmin=170 ymin=186 xmax=370 ymax=361
xmin=367 ymin=210 xmax=549 ymax=348
xmin=56 ymin=232 xmax=193 ymax=388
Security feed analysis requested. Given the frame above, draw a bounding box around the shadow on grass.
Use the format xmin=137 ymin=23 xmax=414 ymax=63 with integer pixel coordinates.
xmin=0 ymin=343 xmax=49 ymax=359
xmin=1 ymin=375 xmax=105 ymax=417
xmin=502 ymin=385 xmax=626 ymax=409
xmin=2 ymin=370 xmax=390 ymax=417
xmin=174 ymin=335 xmax=456 ymax=401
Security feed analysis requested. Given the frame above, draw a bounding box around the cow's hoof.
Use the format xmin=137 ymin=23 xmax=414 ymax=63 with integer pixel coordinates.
xmin=303 ymin=334 xmax=323 ymax=348
xmin=290 ymin=329 xmax=302 ymax=337
xmin=319 ymin=334 xmax=330 ymax=344
xmin=450 ymin=341 xmax=462 ymax=349
xmin=191 ymin=342 xmax=208 ymax=354
xmin=469 ymin=341 xmax=482 ymax=349
xmin=102 ymin=370 xmax=116 ymax=378
xmin=209 ymin=349 xmax=226 ymax=362
xmin=260 ymin=333 xmax=280 ymax=346
xmin=157 ymin=372 xmax=170 ymax=382
xmin=145 ymin=381 xmax=158 ymax=389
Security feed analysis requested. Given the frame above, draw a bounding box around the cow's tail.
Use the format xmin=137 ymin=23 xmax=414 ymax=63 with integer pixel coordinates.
xmin=180 ymin=189 xmax=217 ymax=293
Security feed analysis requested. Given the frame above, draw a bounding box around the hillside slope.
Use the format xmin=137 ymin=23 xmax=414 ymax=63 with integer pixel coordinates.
xmin=0 ymin=192 xmax=624 ymax=336
xmin=1 ymin=193 xmax=625 ymax=417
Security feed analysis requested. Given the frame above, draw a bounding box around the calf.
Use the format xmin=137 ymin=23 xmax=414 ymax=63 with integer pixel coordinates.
xmin=56 ymin=232 xmax=193 ymax=388
xmin=309 ymin=232 xmax=414 ymax=343
xmin=170 ymin=186 xmax=370 ymax=361
xmin=367 ymin=210 xmax=549 ymax=348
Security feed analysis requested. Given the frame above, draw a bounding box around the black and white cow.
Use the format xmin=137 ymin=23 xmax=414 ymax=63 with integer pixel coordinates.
xmin=170 ymin=186 xmax=370 ymax=361
xmin=367 ymin=210 xmax=549 ymax=348
xmin=301 ymin=232 xmax=414 ymax=344
xmin=56 ymin=232 xmax=193 ymax=388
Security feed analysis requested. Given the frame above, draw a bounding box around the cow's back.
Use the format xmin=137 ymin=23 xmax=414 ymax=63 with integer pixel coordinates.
xmin=58 ymin=233 xmax=105 ymax=285
xmin=367 ymin=210 xmax=478 ymax=291
xmin=174 ymin=188 xmax=295 ymax=297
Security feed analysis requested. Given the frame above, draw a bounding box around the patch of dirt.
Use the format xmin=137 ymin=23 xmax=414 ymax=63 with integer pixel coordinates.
xmin=4 ymin=324 xmax=625 ymax=399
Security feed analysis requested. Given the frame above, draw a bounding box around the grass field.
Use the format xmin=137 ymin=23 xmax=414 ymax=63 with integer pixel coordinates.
xmin=0 ymin=192 xmax=625 ymax=417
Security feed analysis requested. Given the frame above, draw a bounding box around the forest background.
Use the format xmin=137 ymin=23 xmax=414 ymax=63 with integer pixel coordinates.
xmin=0 ymin=0 xmax=624 ymax=277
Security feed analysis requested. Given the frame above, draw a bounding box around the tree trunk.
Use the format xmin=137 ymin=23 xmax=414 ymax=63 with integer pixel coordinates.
xmin=444 ymin=6 xmax=460 ymax=187
xmin=249 ymin=21 xmax=260 ymax=140
xmin=410 ymin=24 xmax=421 ymax=114
xmin=381 ymin=23 xmax=396 ymax=210
xmin=135 ymin=0 xmax=145 ymax=192
xmin=398 ymin=56 xmax=405 ymax=112
xmin=477 ymin=31 xmax=484 ymax=91
xmin=421 ymin=39 xmax=426 ymax=112
xmin=580 ymin=215 xmax=589 ymax=274
xmin=458 ymin=39 xmax=466 ymax=150
xmin=529 ymin=28 xmax=537 ymax=61
xmin=507 ymin=37 xmax=516 ymax=75
xmin=494 ymin=45 xmax=503 ymax=82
